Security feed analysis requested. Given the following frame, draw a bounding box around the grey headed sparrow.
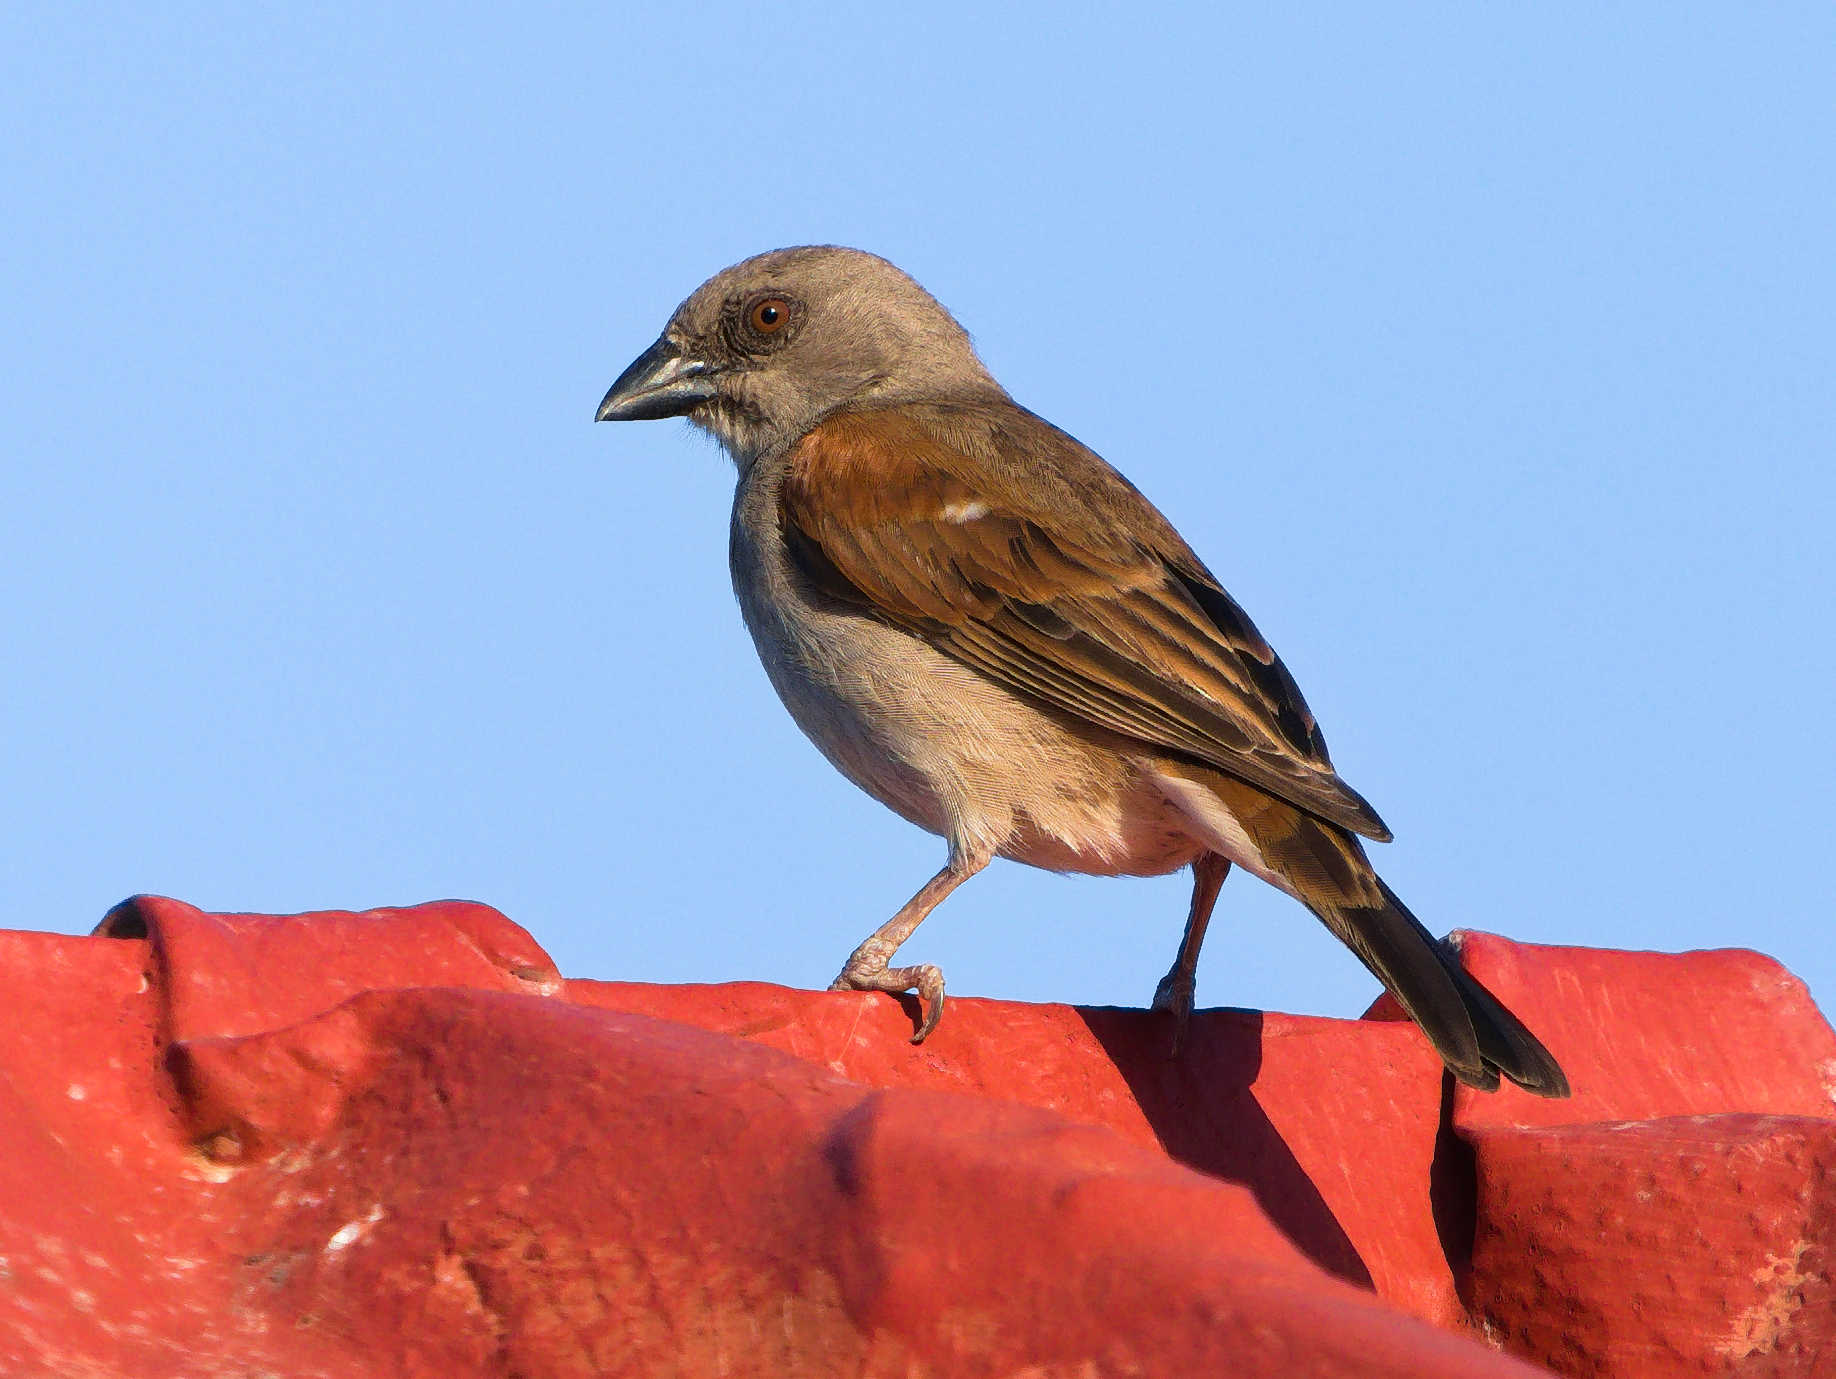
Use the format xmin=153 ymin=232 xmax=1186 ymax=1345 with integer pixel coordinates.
xmin=596 ymin=246 xmax=1568 ymax=1096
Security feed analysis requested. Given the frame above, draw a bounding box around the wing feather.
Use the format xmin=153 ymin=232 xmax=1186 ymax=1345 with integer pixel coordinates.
xmin=781 ymin=403 xmax=1391 ymax=841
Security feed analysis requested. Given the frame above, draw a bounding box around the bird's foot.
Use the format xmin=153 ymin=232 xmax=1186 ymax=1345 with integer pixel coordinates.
xmin=829 ymin=955 xmax=946 ymax=1043
xmin=1151 ymin=968 xmax=1195 ymax=1058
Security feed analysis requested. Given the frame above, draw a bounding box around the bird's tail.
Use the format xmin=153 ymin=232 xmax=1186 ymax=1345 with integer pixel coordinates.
xmin=1323 ymin=873 xmax=1569 ymax=1096
xmin=1153 ymin=765 xmax=1570 ymax=1097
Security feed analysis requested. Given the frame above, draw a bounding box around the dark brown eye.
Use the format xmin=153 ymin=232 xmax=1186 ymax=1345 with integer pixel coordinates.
xmin=749 ymin=297 xmax=790 ymax=334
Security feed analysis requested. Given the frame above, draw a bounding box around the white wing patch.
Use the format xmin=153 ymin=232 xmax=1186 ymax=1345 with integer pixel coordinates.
xmin=941 ymin=500 xmax=991 ymax=523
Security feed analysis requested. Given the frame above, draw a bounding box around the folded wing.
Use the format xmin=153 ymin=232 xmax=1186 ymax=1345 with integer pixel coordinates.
xmin=781 ymin=403 xmax=1392 ymax=842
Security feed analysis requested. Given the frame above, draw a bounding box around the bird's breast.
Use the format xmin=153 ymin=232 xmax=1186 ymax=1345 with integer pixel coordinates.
xmin=726 ymin=455 xmax=1205 ymax=878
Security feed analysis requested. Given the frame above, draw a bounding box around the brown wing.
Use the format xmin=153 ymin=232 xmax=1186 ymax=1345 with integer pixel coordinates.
xmin=781 ymin=403 xmax=1392 ymax=841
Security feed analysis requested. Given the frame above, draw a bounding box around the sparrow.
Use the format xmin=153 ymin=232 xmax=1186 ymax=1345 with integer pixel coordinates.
xmin=595 ymin=245 xmax=1569 ymax=1096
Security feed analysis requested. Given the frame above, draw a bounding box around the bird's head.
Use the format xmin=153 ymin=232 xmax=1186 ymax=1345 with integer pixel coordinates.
xmin=595 ymin=246 xmax=1003 ymax=465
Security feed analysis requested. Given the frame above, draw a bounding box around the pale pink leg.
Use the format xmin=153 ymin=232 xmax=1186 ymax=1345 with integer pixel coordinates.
xmin=1151 ymin=852 xmax=1232 ymax=1056
xmin=829 ymin=849 xmax=990 ymax=1042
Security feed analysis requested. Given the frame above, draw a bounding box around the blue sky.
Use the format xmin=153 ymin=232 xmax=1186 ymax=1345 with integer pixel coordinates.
xmin=5 ymin=6 xmax=1832 ymax=1027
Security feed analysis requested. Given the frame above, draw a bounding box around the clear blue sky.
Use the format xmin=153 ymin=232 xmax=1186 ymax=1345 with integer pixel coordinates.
xmin=5 ymin=6 xmax=1831 ymax=1026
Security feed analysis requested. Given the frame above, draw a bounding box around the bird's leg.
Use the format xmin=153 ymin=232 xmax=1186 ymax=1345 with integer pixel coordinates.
xmin=828 ymin=847 xmax=989 ymax=1043
xmin=1151 ymin=852 xmax=1232 ymax=1056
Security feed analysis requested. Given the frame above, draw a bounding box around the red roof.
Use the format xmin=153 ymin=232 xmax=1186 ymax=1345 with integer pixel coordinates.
xmin=3 ymin=895 xmax=1830 ymax=1376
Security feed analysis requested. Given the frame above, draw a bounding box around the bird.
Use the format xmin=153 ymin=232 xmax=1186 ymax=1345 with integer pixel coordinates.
xmin=594 ymin=245 xmax=1569 ymax=1097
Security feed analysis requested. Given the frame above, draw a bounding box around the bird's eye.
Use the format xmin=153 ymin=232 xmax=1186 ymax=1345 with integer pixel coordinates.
xmin=749 ymin=297 xmax=791 ymax=334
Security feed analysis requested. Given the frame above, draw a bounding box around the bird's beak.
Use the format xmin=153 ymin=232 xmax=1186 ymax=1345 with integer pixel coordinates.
xmin=594 ymin=336 xmax=719 ymax=422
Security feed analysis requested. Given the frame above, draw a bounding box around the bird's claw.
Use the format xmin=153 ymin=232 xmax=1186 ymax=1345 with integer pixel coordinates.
xmin=1151 ymin=969 xmax=1195 ymax=1058
xmin=829 ymin=960 xmax=946 ymax=1042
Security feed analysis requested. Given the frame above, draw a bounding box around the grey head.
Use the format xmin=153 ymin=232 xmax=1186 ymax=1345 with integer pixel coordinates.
xmin=595 ymin=246 xmax=1006 ymax=465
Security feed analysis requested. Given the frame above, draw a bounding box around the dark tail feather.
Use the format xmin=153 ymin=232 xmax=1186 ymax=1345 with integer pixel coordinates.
xmin=1386 ymin=880 xmax=1570 ymax=1098
xmin=1325 ymin=879 xmax=1569 ymax=1097
xmin=1158 ymin=766 xmax=1570 ymax=1096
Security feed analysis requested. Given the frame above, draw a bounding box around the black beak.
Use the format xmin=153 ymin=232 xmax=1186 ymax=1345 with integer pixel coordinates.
xmin=594 ymin=336 xmax=719 ymax=422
